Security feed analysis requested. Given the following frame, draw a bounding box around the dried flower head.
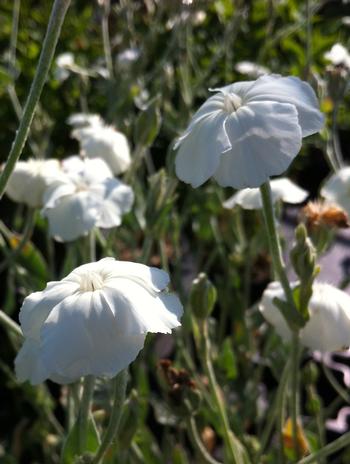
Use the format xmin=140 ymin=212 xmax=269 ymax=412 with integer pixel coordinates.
xmin=302 ymin=201 xmax=349 ymax=230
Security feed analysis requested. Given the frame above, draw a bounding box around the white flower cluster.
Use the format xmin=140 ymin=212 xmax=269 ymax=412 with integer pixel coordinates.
xmin=4 ymin=115 xmax=133 ymax=242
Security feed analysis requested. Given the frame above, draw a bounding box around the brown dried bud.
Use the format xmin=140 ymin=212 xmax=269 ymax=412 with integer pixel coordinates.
xmin=302 ymin=201 xmax=349 ymax=230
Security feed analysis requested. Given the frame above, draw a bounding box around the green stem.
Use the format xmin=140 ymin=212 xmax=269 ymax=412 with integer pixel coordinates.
xmin=290 ymin=331 xmax=301 ymax=461
xmin=186 ymin=415 xmax=223 ymax=464
xmin=79 ymin=375 xmax=95 ymax=453
xmin=101 ymin=0 xmax=114 ymax=79
xmin=92 ymin=369 xmax=128 ymax=464
xmin=0 ymin=0 xmax=71 ymax=199
xmin=257 ymin=358 xmax=291 ymax=462
xmin=259 ymin=181 xmax=301 ymax=327
xmin=201 ymin=321 xmax=248 ymax=464
xmin=297 ymin=430 xmax=350 ymax=464
xmin=0 ymin=309 xmax=22 ymax=337
xmin=0 ymin=208 xmax=37 ymax=273
xmin=90 ymin=229 xmax=96 ymax=262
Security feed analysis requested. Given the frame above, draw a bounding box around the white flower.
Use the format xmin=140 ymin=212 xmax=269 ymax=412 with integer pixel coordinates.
xmin=223 ymin=178 xmax=308 ymax=210
xmin=42 ymin=156 xmax=134 ymax=242
xmin=67 ymin=113 xmax=103 ymax=128
xmin=15 ymin=257 xmax=183 ymax=384
xmin=5 ymin=158 xmax=62 ymax=208
xmin=175 ymin=75 xmax=324 ymax=189
xmin=324 ymin=44 xmax=350 ymax=69
xmin=235 ymin=61 xmax=270 ymax=78
xmin=54 ymin=52 xmax=75 ymax=81
xmin=321 ymin=167 xmax=350 ymax=216
xmin=117 ymin=47 xmax=141 ymax=66
xmin=72 ymin=121 xmax=131 ymax=175
xmin=259 ymin=281 xmax=350 ymax=352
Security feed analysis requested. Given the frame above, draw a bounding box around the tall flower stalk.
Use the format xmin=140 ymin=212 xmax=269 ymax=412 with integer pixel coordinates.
xmin=259 ymin=180 xmax=301 ymax=459
xmin=0 ymin=0 xmax=71 ymax=199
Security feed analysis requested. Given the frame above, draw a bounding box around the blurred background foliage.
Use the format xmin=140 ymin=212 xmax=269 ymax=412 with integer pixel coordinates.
xmin=1 ymin=0 xmax=350 ymax=462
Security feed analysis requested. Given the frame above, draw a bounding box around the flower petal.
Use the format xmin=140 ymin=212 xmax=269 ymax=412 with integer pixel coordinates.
xmin=15 ymin=339 xmax=50 ymax=385
xmin=270 ymin=178 xmax=308 ymax=204
xmin=92 ymin=178 xmax=134 ymax=229
xmin=321 ymin=167 xmax=350 ymax=216
xmin=214 ymin=101 xmax=302 ymax=188
xmin=40 ymin=292 xmax=146 ymax=381
xmin=19 ymin=280 xmax=79 ymax=340
xmin=102 ymin=279 xmax=182 ymax=335
xmin=43 ymin=192 xmax=101 ymax=241
xmin=244 ymin=75 xmax=324 ymax=137
xmin=175 ymin=110 xmax=230 ymax=188
xmin=174 ymin=93 xmax=226 ymax=148
xmin=68 ymin=258 xmax=171 ymax=292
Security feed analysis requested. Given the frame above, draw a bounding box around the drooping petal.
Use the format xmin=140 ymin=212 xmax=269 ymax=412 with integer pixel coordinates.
xmin=214 ymin=101 xmax=302 ymax=188
xmin=302 ymin=284 xmax=350 ymax=352
xmin=19 ymin=280 xmax=80 ymax=339
xmin=321 ymin=167 xmax=350 ymax=216
xmin=244 ymin=75 xmax=324 ymax=137
xmin=40 ymin=292 xmax=146 ymax=381
xmin=174 ymin=94 xmax=226 ymax=147
xmin=260 ymin=281 xmax=350 ymax=352
xmin=270 ymin=178 xmax=308 ymax=204
xmin=223 ymin=188 xmax=263 ymax=210
xmin=175 ymin=110 xmax=230 ymax=188
xmin=91 ymin=178 xmax=134 ymax=229
xmin=102 ymin=279 xmax=182 ymax=335
xmin=43 ymin=192 xmax=101 ymax=241
xmin=15 ymin=339 xmax=50 ymax=385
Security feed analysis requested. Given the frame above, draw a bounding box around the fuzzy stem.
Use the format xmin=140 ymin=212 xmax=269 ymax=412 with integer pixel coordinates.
xmin=78 ymin=375 xmax=95 ymax=453
xmin=259 ymin=181 xmax=300 ymax=326
xmin=0 ymin=0 xmax=71 ymax=199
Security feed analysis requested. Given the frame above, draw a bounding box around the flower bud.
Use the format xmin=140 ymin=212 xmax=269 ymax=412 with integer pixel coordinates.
xmin=290 ymin=224 xmax=317 ymax=283
xmin=190 ymin=273 xmax=217 ymax=319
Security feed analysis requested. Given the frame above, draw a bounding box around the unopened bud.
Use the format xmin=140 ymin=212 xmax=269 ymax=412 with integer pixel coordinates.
xmin=290 ymin=224 xmax=317 ymax=282
xmin=190 ymin=273 xmax=217 ymax=319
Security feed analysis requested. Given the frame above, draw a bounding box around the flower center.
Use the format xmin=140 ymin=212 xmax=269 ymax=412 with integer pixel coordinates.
xmin=223 ymin=93 xmax=242 ymax=113
xmin=79 ymin=271 xmax=105 ymax=292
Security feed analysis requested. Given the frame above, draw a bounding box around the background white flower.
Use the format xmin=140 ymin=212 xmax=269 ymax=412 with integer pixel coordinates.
xmin=54 ymin=52 xmax=75 ymax=82
xmin=321 ymin=167 xmax=350 ymax=216
xmin=223 ymin=178 xmax=308 ymax=210
xmin=67 ymin=112 xmax=103 ymax=128
xmin=42 ymin=156 xmax=134 ymax=242
xmin=175 ymin=75 xmax=324 ymax=189
xmin=72 ymin=119 xmax=131 ymax=175
xmin=324 ymin=43 xmax=350 ymax=69
xmin=15 ymin=258 xmax=183 ymax=384
xmin=259 ymin=281 xmax=350 ymax=352
xmin=5 ymin=158 xmax=62 ymax=208
xmin=234 ymin=61 xmax=270 ymax=78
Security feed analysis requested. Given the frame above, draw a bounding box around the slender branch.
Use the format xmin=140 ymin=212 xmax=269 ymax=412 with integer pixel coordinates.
xmin=186 ymin=414 xmax=223 ymax=464
xmin=200 ymin=321 xmax=248 ymax=464
xmin=92 ymin=369 xmax=128 ymax=464
xmin=101 ymin=0 xmax=114 ymax=79
xmin=297 ymin=430 xmax=350 ymax=464
xmin=0 ymin=309 xmax=22 ymax=337
xmin=0 ymin=0 xmax=71 ymax=199
xmin=0 ymin=208 xmax=37 ymax=273
xmin=290 ymin=331 xmax=301 ymax=460
xmin=256 ymin=358 xmax=291 ymax=462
